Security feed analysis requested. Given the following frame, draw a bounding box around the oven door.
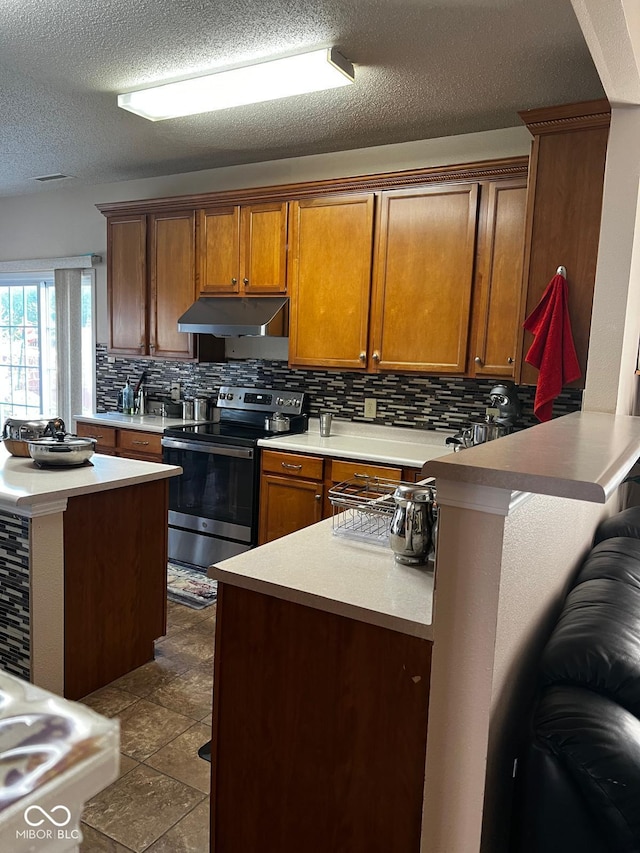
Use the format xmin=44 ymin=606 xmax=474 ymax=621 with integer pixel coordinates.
xmin=162 ymin=437 xmax=258 ymax=565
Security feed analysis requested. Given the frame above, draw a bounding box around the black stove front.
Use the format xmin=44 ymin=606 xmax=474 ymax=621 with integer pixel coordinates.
xmin=162 ymin=386 xmax=308 ymax=570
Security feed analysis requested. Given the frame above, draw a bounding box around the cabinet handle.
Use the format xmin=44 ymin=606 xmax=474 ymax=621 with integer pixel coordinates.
xmin=231 ymin=278 xmax=237 ymax=285
xmin=359 ymin=352 xmax=366 ymax=362
xmin=507 ymin=357 xmax=514 ymax=364
xmin=315 ymin=494 xmax=322 ymax=501
xmin=372 ymin=352 xmax=380 ymax=362
xmin=243 ymin=278 xmax=249 ymax=285
xmin=132 ymin=440 xmax=150 ymax=446
xmin=354 ymin=472 xmax=370 ymax=480
xmin=281 ymin=462 xmax=302 ymax=470
xmin=474 ymin=356 xmax=483 ymax=365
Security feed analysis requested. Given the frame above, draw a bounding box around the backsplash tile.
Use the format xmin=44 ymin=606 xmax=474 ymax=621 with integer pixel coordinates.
xmin=94 ymin=344 xmax=582 ymax=431
xmin=0 ymin=512 xmax=30 ymax=681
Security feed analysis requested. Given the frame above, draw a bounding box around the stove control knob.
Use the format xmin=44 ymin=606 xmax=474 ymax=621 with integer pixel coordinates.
xmin=227 ymin=393 xmax=234 ymax=400
xmin=276 ymin=397 xmax=284 ymax=405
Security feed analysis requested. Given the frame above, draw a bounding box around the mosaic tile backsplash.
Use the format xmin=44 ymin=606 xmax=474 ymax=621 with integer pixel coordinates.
xmin=0 ymin=511 xmax=31 ymax=681
xmin=94 ymin=344 xmax=582 ymax=431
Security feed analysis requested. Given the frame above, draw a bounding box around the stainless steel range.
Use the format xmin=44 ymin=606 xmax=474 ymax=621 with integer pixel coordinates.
xmin=162 ymin=386 xmax=308 ymax=569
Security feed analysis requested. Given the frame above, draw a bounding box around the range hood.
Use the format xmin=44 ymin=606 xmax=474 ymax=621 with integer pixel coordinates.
xmin=178 ymin=297 xmax=288 ymax=337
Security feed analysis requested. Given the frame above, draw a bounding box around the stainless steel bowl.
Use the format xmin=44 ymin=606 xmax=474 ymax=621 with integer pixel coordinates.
xmin=2 ymin=417 xmax=66 ymax=457
xmin=2 ymin=417 xmax=65 ymax=441
xmin=265 ymin=413 xmax=290 ymax=433
xmin=27 ymin=435 xmax=96 ymax=467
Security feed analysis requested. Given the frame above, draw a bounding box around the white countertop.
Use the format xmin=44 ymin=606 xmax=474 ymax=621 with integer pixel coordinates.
xmin=0 ymin=443 xmax=181 ymax=515
xmin=209 ymin=516 xmax=434 ymax=640
xmin=422 ymin=411 xmax=640 ymax=503
xmin=74 ymin=412 xmax=202 ymax=433
xmin=260 ymin=419 xmax=454 ymax=467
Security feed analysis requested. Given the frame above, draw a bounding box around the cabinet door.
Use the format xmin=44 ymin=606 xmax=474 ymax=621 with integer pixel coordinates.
xmin=108 ymin=214 xmax=147 ymax=355
xmin=149 ymin=210 xmax=197 ymax=359
xmin=517 ymin=109 xmax=609 ymax=387
xmin=240 ymin=202 xmax=288 ymax=294
xmin=371 ymin=184 xmax=479 ymax=373
xmin=259 ymin=474 xmax=324 ymax=544
xmin=288 ymin=194 xmax=375 ymax=369
xmin=199 ymin=207 xmax=241 ymax=293
xmin=471 ymin=179 xmax=527 ymax=377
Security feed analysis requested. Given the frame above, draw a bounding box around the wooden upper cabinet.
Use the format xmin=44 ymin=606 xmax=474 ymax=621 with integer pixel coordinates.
xmin=199 ymin=206 xmax=241 ymax=293
xmin=106 ymin=210 xmax=202 ymax=360
xmin=516 ymin=99 xmax=610 ymax=387
xmin=149 ymin=210 xmax=197 ymax=359
xmin=241 ymin=203 xmax=288 ymax=293
xmin=370 ymin=184 xmax=479 ymax=373
xmin=288 ymin=194 xmax=375 ymax=370
xmin=199 ymin=202 xmax=287 ymax=295
xmin=108 ymin=214 xmax=147 ymax=355
xmin=469 ymin=178 xmax=528 ymax=378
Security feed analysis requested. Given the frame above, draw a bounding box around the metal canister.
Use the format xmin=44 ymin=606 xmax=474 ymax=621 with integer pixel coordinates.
xmin=182 ymin=398 xmax=194 ymax=420
xmin=389 ymin=484 xmax=435 ymax=565
xmin=193 ymin=397 xmax=210 ymax=421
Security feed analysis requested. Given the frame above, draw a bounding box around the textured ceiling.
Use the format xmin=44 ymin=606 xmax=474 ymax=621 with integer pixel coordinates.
xmin=0 ymin=0 xmax=604 ymax=199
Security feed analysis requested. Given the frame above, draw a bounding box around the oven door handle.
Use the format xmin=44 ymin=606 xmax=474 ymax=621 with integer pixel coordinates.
xmin=161 ymin=438 xmax=254 ymax=460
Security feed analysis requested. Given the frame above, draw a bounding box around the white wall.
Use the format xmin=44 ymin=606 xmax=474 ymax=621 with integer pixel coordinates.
xmin=422 ymin=486 xmax=614 ymax=853
xmin=582 ymin=104 xmax=640 ymax=414
xmin=0 ymin=127 xmax=531 ymax=343
xmin=571 ymin=0 xmax=640 ymax=413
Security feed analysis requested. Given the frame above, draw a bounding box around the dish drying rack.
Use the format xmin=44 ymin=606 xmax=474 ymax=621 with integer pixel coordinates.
xmin=329 ymin=476 xmax=436 ymax=546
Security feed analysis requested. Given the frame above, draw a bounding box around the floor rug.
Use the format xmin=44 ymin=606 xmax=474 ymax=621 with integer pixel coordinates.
xmin=167 ymin=562 xmax=218 ymax=609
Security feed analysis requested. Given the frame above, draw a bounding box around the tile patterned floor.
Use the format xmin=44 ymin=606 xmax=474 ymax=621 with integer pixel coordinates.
xmin=78 ymin=599 xmax=215 ymax=852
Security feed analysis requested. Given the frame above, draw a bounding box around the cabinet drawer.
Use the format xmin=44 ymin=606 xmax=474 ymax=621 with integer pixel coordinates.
xmin=76 ymin=423 xmax=117 ymax=448
xmin=261 ymin=450 xmax=324 ymax=481
xmin=330 ymin=459 xmax=403 ymax=483
xmin=119 ymin=429 xmax=162 ymax=456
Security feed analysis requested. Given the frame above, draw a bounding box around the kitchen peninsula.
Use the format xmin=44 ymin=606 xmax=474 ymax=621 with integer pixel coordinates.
xmin=0 ymin=446 xmax=181 ymax=701
xmin=207 ymin=412 xmax=640 ymax=853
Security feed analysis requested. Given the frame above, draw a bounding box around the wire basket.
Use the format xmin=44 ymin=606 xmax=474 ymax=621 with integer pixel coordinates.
xmin=328 ymin=476 xmax=407 ymax=546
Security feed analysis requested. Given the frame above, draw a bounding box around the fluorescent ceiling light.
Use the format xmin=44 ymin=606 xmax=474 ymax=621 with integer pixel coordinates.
xmin=117 ymin=47 xmax=355 ymax=121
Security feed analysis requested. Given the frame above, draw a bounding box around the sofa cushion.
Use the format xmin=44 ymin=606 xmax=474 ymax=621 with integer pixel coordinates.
xmin=533 ymin=685 xmax=640 ymax=852
xmin=573 ymin=537 xmax=640 ymax=589
xmin=540 ymin=539 xmax=640 ymax=716
xmin=594 ymin=506 xmax=640 ymax=544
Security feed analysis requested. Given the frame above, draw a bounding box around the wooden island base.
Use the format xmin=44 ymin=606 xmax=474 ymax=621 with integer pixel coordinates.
xmin=210 ymin=583 xmax=432 ymax=853
xmin=63 ymin=479 xmax=168 ymax=700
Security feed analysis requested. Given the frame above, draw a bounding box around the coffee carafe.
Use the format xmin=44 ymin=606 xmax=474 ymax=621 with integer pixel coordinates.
xmin=389 ymin=484 xmax=435 ymax=565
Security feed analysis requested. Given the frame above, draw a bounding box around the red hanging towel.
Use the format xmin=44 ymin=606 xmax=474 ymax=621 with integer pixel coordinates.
xmin=523 ymin=272 xmax=581 ymax=422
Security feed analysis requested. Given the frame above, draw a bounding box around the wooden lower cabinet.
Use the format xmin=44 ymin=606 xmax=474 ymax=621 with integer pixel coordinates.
xmin=210 ymin=584 xmax=432 ymax=853
xmin=259 ymin=449 xmax=424 ymax=542
xmin=259 ymin=450 xmax=324 ymax=544
xmin=63 ymin=480 xmax=168 ymax=699
xmin=76 ymin=422 xmax=163 ymax=462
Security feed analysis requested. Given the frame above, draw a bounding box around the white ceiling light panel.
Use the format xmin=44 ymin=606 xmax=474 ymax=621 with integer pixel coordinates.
xmin=117 ymin=47 xmax=355 ymax=121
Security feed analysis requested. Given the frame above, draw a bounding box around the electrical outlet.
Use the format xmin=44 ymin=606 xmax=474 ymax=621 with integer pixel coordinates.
xmin=364 ymin=398 xmax=377 ymax=419
xmin=485 ymin=407 xmax=499 ymax=418
xmin=170 ymin=382 xmax=181 ymax=402
xmin=107 ymin=356 xmax=116 ymax=365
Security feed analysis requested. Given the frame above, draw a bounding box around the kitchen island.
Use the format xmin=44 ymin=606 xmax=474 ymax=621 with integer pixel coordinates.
xmin=0 ymin=445 xmax=181 ymax=700
xmin=209 ymin=521 xmax=433 ymax=853
xmin=208 ymin=411 xmax=640 ymax=853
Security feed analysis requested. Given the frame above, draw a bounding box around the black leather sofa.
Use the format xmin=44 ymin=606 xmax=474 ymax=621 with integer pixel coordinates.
xmin=511 ymin=507 xmax=640 ymax=853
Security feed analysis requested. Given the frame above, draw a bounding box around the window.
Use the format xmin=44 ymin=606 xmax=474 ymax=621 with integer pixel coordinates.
xmin=0 ymin=269 xmax=95 ymax=425
xmin=0 ymin=274 xmax=56 ymax=423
